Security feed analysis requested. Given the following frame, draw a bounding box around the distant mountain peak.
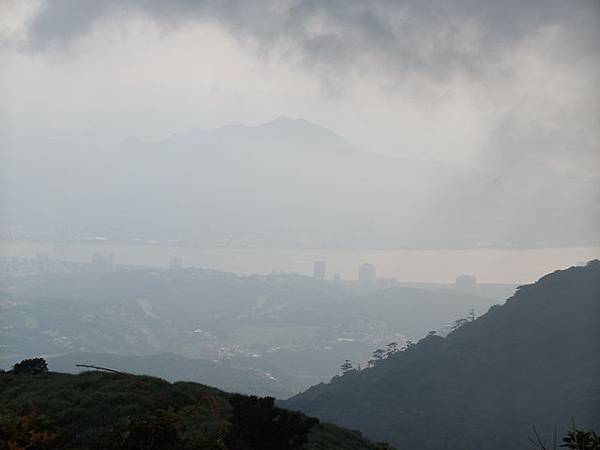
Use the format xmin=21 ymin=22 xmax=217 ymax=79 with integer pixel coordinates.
xmin=173 ymin=115 xmax=358 ymax=156
xmin=259 ymin=115 xmax=342 ymax=137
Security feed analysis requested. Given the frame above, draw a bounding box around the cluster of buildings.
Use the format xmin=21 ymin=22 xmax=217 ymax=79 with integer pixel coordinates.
xmin=312 ymin=260 xmax=378 ymax=286
xmin=312 ymin=260 xmax=478 ymax=291
xmin=2 ymin=251 xmax=479 ymax=291
xmin=90 ymin=252 xmax=116 ymax=273
xmin=0 ymin=252 xmax=122 ymax=280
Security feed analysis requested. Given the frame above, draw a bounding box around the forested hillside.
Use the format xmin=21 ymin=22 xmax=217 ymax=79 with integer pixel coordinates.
xmin=0 ymin=370 xmax=392 ymax=450
xmin=283 ymin=261 xmax=600 ymax=449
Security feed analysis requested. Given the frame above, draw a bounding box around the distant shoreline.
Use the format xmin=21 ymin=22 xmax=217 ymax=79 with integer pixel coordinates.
xmin=2 ymin=240 xmax=598 ymax=284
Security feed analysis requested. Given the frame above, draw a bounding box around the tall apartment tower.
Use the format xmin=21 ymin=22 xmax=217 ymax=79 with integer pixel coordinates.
xmin=90 ymin=252 xmax=108 ymax=273
xmin=313 ymin=260 xmax=326 ymax=279
xmin=107 ymin=253 xmax=116 ymax=272
xmin=169 ymin=257 xmax=183 ymax=270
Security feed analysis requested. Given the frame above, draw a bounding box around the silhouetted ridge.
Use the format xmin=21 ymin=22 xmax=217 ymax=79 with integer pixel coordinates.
xmin=282 ymin=261 xmax=600 ymax=450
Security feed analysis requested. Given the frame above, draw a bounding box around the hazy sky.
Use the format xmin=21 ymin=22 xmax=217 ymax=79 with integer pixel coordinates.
xmin=1 ymin=0 xmax=599 ymax=173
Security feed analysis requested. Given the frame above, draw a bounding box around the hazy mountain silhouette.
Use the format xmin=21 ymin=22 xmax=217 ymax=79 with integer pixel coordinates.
xmin=282 ymin=261 xmax=600 ymax=449
xmin=2 ymin=117 xmax=598 ymax=247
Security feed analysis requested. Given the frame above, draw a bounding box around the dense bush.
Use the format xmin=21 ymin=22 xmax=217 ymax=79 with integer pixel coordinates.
xmin=13 ymin=358 xmax=48 ymax=375
xmin=225 ymin=394 xmax=318 ymax=449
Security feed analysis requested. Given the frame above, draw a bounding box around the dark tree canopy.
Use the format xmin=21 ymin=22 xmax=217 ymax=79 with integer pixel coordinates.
xmin=13 ymin=358 xmax=48 ymax=375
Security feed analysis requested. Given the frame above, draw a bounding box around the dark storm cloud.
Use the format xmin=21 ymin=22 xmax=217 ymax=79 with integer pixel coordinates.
xmin=24 ymin=0 xmax=600 ymax=75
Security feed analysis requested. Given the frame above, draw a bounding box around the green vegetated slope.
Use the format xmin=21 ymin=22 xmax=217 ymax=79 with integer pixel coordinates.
xmin=0 ymin=370 xmax=392 ymax=450
xmin=282 ymin=261 xmax=600 ymax=450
